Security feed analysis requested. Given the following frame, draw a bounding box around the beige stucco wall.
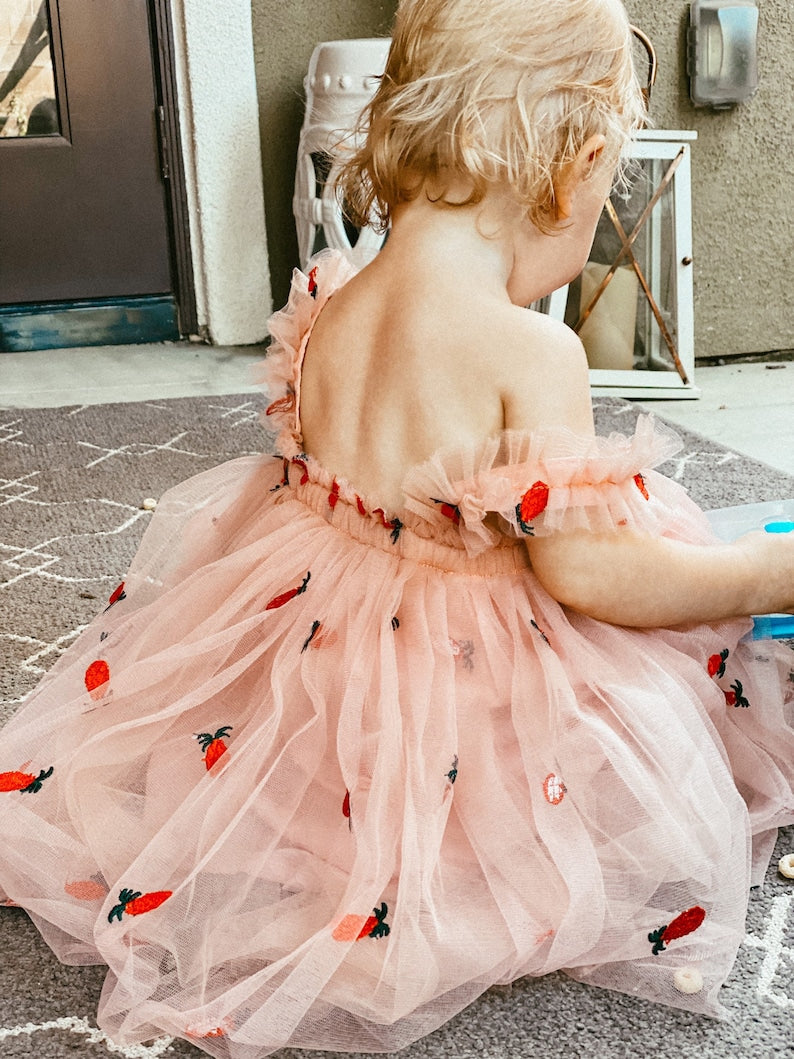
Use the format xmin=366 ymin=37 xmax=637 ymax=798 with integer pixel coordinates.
xmin=251 ymin=0 xmax=396 ymax=309
xmin=252 ymin=0 xmax=793 ymax=358
xmin=624 ymin=1 xmax=794 ymax=358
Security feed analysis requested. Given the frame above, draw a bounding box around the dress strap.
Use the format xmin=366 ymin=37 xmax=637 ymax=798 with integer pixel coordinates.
xmin=261 ymin=250 xmax=358 ymax=457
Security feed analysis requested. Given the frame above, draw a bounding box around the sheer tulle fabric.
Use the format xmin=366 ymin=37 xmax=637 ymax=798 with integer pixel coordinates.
xmin=0 ymin=250 xmax=792 ymax=1057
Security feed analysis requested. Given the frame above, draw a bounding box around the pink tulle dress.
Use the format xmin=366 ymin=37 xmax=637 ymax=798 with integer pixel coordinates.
xmin=0 ymin=250 xmax=792 ymax=1056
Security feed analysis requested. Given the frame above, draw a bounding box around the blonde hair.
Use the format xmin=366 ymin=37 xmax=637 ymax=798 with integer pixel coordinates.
xmin=337 ymin=0 xmax=645 ymax=232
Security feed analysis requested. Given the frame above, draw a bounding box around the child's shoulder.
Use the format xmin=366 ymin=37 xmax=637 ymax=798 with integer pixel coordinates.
xmin=495 ymin=303 xmax=585 ymax=360
xmin=490 ymin=305 xmax=594 ymax=435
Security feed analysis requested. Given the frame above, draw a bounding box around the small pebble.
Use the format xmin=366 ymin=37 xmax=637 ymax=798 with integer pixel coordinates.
xmin=142 ymin=498 xmax=158 ymax=511
xmin=778 ymin=853 xmax=794 ymax=879
xmin=674 ymin=967 xmax=703 ymax=994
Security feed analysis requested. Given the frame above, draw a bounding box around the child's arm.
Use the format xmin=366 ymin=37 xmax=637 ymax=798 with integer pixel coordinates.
xmin=527 ymin=529 xmax=794 ymax=627
xmin=502 ymin=317 xmax=794 ymax=627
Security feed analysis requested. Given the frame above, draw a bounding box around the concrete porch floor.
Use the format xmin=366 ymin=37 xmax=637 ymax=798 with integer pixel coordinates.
xmin=1 ymin=342 xmax=793 ymax=478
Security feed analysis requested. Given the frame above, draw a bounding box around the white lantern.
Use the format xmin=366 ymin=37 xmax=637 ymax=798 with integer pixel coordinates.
xmin=542 ymin=130 xmax=699 ymax=399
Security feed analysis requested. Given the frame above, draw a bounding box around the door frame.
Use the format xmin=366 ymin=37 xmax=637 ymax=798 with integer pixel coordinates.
xmin=163 ymin=0 xmax=271 ymax=346
xmin=150 ymin=0 xmax=197 ymax=336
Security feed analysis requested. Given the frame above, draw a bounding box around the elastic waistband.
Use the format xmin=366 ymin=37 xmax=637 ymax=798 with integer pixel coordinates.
xmin=290 ymin=480 xmax=530 ymax=576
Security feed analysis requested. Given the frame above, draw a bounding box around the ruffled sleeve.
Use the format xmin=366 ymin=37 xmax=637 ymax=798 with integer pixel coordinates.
xmin=403 ymin=416 xmax=685 ymax=556
xmin=260 ymin=249 xmax=358 ymax=457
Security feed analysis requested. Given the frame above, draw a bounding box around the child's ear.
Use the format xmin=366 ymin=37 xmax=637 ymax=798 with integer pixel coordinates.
xmin=552 ymin=134 xmax=608 ymax=220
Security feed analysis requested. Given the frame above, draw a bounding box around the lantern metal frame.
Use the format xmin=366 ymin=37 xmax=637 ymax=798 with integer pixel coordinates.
xmin=543 ymin=130 xmax=699 ymax=399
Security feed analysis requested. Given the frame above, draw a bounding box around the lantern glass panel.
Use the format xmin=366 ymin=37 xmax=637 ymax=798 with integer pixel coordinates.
xmin=563 ymin=159 xmax=679 ymax=374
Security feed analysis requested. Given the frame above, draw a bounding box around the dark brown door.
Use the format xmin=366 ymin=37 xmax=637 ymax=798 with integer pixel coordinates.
xmin=0 ymin=0 xmax=173 ymax=306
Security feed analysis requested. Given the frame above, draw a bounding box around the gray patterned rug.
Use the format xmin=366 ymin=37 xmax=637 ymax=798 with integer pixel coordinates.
xmin=0 ymin=395 xmax=792 ymax=1059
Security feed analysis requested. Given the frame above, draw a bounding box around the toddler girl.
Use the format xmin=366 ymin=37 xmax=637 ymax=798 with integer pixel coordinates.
xmin=1 ymin=0 xmax=792 ymax=1055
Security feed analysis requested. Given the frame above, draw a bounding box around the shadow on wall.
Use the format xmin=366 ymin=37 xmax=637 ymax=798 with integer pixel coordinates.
xmin=251 ymin=0 xmax=397 ymax=310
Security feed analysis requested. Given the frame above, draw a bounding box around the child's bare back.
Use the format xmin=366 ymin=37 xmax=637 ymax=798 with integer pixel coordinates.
xmin=301 ymin=193 xmax=592 ymax=511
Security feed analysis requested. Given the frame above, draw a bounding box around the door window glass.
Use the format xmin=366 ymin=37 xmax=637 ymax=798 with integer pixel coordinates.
xmin=0 ymin=1 xmax=60 ymax=137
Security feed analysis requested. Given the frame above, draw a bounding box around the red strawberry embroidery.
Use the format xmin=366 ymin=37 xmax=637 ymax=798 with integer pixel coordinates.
xmin=543 ymin=772 xmax=567 ymax=805
xmin=332 ymin=902 xmax=390 ymax=941
xmin=648 ymin=905 xmax=706 ymax=955
xmin=265 ymin=392 xmax=296 ymax=418
xmin=65 ymin=876 xmax=108 ymax=901
xmin=515 ymin=481 xmax=549 ymax=534
xmin=0 ymin=766 xmax=54 ymax=794
xmin=186 ymin=1025 xmax=228 ymax=1040
xmin=449 ymin=638 xmax=474 ymax=670
xmin=308 ymin=266 xmax=319 ymax=298
xmin=329 ymin=480 xmax=340 ymax=509
xmin=185 ymin=1025 xmax=225 ymax=1042
xmin=195 ymin=726 xmax=233 ymax=769
xmin=266 ymin=572 xmax=311 ymax=610
xmin=707 ymin=649 xmax=729 ymax=679
xmin=352 ymin=496 xmax=402 ymax=540
xmin=301 ymin=620 xmax=337 ymax=651
xmin=373 ymin=509 xmax=403 ymax=543
xmin=302 ymin=620 xmax=322 ymax=652
xmin=431 ymin=498 xmax=461 ymax=525
xmin=725 ymin=679 xmax=750 ymax=708
xmin=531 ymin=619 xmax=550 ymax=645
xmin=105 ymin=582 xmax=126 ymax=611
xmin=270 ymin=456 xmax=290 ymax=492
xmin=292 ymin=457 xmax=309 ymax=484
xmin=359 ymin=902 xmax=390 ymax=939
xmin=108 ymin=887 xmax=172 ymax=922
xmin=634 ymin=473 xmax=650 ymax=500
xmin=85 ymin=659 xmax=110 ymax=700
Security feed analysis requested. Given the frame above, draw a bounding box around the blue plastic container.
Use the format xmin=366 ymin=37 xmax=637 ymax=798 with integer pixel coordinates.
xmin=705 ymin=499 xmax=794 ymax=641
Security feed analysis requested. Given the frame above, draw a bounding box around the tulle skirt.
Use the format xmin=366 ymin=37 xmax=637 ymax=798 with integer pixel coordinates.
xmin=0 ymin=451 xmax=793 ymax=1056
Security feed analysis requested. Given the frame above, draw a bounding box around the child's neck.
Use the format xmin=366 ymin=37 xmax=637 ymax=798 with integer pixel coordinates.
xmin=383 ymin=184 xmax=572 ymax=308
xmin=389 ymin=198 xmax=510 ymax=286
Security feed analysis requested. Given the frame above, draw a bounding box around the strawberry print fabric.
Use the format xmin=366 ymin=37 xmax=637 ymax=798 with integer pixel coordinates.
xmin=0 ymin=249 xmax=792 ymax=1057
